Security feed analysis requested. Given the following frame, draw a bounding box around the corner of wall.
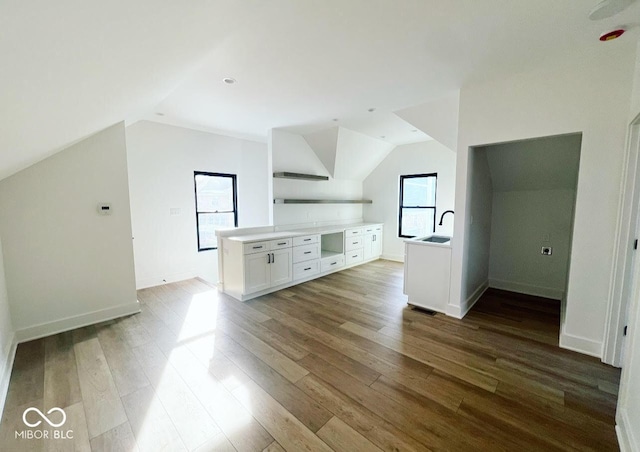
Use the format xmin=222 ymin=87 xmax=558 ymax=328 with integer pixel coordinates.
xmin=0 ymin=332 xmax=17 ymax=421
xmin=616 ymin=407 xmax=637 ymax=452
xmin=559 ymin=326 xmax=603 ymax=358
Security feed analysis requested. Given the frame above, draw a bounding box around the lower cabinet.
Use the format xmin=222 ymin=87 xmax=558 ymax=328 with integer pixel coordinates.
xmin=363 ymin=226 xmax=383 ymax=260
xmin=243 ymin=248 xmax=292 ymax=294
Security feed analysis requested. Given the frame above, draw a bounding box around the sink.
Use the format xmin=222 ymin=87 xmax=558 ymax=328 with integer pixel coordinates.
xmin=420 ymin=235 xmax=451 ymax=244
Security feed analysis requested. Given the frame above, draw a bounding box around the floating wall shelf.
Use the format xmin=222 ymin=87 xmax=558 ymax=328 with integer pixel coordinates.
xmin=273 ymin=172 xmax=329 ymax=181
xmin=274 ymin=199 xmax=373 ymax=204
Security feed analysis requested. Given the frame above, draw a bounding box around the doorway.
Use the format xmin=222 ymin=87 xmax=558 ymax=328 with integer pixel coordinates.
xmin=465 ymin=134 xmax=582 ymax=345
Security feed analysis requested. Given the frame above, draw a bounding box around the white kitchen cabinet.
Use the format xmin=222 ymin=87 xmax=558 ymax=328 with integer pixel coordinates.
xmin=363 ymin=226 xmax=383 ymax=260
xmin=404 ymin=240 xmax=451 ymax=313
xmin=220 ymin=223 xmax=384 ymax=301
xmin=243 ymin=248 xmax=292 ymax=293
xmin=270 ymin=248 xmax=293 ymax=286
xmin=244 ymin=252 xmax=271 ymax=293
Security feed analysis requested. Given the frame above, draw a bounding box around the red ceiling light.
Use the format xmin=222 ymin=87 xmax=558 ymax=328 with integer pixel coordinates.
xmin=599 ymin=28 xmax=626 ymax=41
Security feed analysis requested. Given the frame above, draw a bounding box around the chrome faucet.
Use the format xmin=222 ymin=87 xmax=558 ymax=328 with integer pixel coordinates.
xmin=439 ymin=210 xmax=454 ymax=226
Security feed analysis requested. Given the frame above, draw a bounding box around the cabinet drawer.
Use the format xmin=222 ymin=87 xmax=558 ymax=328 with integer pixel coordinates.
xmin=269 ymin=238 xmax=292 ymax=250
xmin=345 ymin=228 xmax=363 ymax=237
xmin=346 ymin=250 xmax=363 ymax=265
xmin=243 ymin=241 xmax=269 ymax=254
xmin=321 ymin=255 xmax=344 ymax=272
xmin=293 ymin=243 xmax=320 ymax=263
xmin=292 ymin=234 xmax=319 ymax=246
xmin=293 ymin=260 xmax=320 ymax=280
xmin=345 ymin=237 xmax=363 ymax=251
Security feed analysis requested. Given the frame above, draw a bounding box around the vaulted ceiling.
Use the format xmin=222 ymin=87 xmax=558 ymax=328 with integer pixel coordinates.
xmin=1 ymin=0 xmax=639 ymax=180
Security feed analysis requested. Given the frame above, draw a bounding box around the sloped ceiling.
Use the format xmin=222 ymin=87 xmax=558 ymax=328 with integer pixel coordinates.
xmin=334 ymin=128 xmax=395 ymax=180
xmin=482 ymin=134 xmax=582 ymax=192
xmin=395 ymin=92 xmax=460 ymax=151
xmin=302 ymin=127 xmax=396 ymax=181
xmin=0 ymin=0 xmax=264 ymax=180
xmin=302 ymin=127 xmax=339 ymax=177
xmin=2 ymin=1 xmax=639 ymax=181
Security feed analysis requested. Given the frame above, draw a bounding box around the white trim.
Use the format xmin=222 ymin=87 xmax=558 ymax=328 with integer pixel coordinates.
xmin=447 ymin=280 xmax=488 ymax=319
xmin=15 ymin=301 xmax=141 ymax=343
xmin=0 ymin=334 xmax=17 ymax=421
xmin=559 ymin=329 xmax=603 ymax=358
xmin=136 ymin=271 xmax=196 ymax=290
xmin=604 ymin=115 xmax=640 ymax=366
xmin=488 ymin=278 xmax=563 ymax=300
xmin=616 ymin=408 xmax=637 ymax=452
xmin=381 ymin=253 xmax=404 ymax=262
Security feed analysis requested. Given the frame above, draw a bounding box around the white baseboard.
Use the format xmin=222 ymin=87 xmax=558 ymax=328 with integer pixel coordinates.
xmin=381 ymin=253 xmax=404 ymax=263
xmin=488 ymin=278 xmax=563 ymax=300
xmin=15 ymin=301 xmax=141 ymax=343
xmin=462 ymin=280 xmax=489 ymax=318
xmin=0 ymin=333 xmax=17 ymax=421
xmin=136 ymin=271 xmax=197 ymax=290
xmin=446 ymin=281 xmax=488 ymax=319
xmin=559 ymin=329 xmax=603 ymax=358
xmin=616 ymin=408 xmax=637 ymax=452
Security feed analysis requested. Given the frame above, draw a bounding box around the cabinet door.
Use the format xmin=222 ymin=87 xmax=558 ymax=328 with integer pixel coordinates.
xmin=371 ymin=232 xmax=383 ymax=257
xmin=270 ymin=248 xmax=293 ymax=287
xmin=363 ymin=234 xmax=374 ymax=259
xmin=244 ymin=252 xmax=271 ymax=294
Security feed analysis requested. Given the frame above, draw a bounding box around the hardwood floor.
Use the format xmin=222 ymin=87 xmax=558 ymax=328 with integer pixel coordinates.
xmin=0 ymin=260 xmax=621 ymax=451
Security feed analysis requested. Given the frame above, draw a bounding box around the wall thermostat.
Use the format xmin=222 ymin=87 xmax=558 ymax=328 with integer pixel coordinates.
xmin=98 ymin=203 xmax=112 ymax=215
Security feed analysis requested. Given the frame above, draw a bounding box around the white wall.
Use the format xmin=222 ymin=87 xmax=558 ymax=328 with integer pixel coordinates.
xmin=449 ymin=43 xmax=636 ymax=357
xmin=0 ymin=122 xmax=138 ymax=340
xmin=489 ymin=189 xmax=575 ymax=300
xmin=460 ymin=148 xmax=493 ymax=311
xmin=126 ymin=121 xmax=270 ymax=288
xmin=0 ymin=235 xmax=15 ymax=420
xmin=272 ymin=129 xmax=363 ymax=226
xmin=362 ymin=140 xmax=456 ymax=261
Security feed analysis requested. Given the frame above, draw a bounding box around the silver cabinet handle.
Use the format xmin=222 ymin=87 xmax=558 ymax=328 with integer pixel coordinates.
xmin=304 ymin=267 xmax=311 ymax=271
xmin=253 ymin=245 xmax=263 ymax=249
xmin=267 ymin=253 xmax=271 ymax=264
xmin=278 ymin=242 xmax=287 ymax=245
xmin=304 ymin=238 xmax=311 ymax=241
xmin=271 ymin=253 xmax=275 ymax=263
xmin=304 ymin=251 xmax=312 ymax=254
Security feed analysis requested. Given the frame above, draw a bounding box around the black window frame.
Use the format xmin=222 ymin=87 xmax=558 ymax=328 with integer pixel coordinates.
xmin=398 ymin=173 xmax=438 ymax=238
xmin=194 ymin=171 xmax=238 ymax=251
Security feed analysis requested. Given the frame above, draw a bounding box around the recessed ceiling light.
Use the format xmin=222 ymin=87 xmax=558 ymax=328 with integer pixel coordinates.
xmin=155 ymin=112 xmax=165 ymax=116
xmin=332 ymin=118 xmax=339 ymax=122
xmin=223 ymin=77 xmax=236 ymax=85
xmin=412 ymin=129 xmax=418 ymax=132
xmin=380 ymin=135 xmax=386 ymax=139
xmin=368 ymin=108 xmax=376 ymax=112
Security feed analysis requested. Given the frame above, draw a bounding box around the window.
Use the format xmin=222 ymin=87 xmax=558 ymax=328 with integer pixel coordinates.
xmin=398 ymin=173 xmax=437 ymax=238
xmin=194 ymin=171 xmax=238 ymax=251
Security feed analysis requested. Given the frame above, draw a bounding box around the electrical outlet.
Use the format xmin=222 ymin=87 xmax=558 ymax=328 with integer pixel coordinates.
xmin=541 ymin=246 xmax=552 ymax=256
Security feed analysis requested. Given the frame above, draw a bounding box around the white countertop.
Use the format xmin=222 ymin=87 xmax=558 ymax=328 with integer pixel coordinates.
xmin=225 ymin=222 xmax=383 ymax=243
xmin=404 ymin=235 xmax=452 ymax=248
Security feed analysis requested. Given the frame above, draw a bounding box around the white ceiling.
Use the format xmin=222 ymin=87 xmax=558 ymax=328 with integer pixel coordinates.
xmin=483 ymin=134 xmax=582 ymax=192
xmin=1 ymin=1 xmax=639 ymax=179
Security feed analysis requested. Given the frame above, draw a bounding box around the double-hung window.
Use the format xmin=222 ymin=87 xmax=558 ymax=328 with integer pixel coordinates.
xmin=398 ymin=173 xmax=437 ymax=238
xmin=194 ymin=171 xmax=238 ymax=251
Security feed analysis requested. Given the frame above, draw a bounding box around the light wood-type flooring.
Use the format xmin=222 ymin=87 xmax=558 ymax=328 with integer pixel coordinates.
xmin=0 ymin=260 xmax=621 ymax=451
